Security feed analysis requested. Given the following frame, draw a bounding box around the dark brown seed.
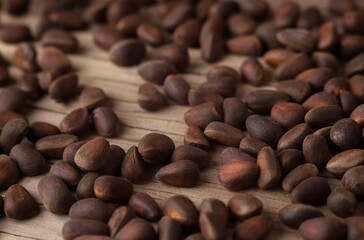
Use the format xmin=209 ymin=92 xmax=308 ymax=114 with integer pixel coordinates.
xmin=240 ymin=58 xmax=264 ymax=86
xmin=208 ymin=0 xmax=238 ymax=18
xmin=323 ymin=77 xmax=348 ymax=96
xmin=277 ymin=79 xmax=312 ymax=103
xmin=162 ymin=2 xmax=193 ymax=30
xmin=137 ymin=23 xmax=164 ymax=47
xmin=173 ymin=19 xmax=201 ymax=48
xmin=302 ymin=134 xmax=329 ymax=169
xmin=92 ymin=107 xmax=119 ymax=137
xmin=255 ymin=21 xmax=282 ymax=49
xmin=62 ymin=219 xmax=109 ymax=240
xmin=204 ymin=121 xmax=246 ymax=147
xmin=108 ymin=206 xmax=136 ymax=238
xmin=312 ymin=51 xmax=339 ymax=70
xmin=297 ymin=7 xmax=323 ymax=29
xmin=201 ymin=32 xmax=225 ymax=63
xmin=342 ymin=165 xmax=364 ymax=198
xmin=13 ymin=43 xmax=38 ymax=72
xmin=221 ymin=147 xmax=256 ymax=165
xmin=349 ymin=75 xmax=364 ymax=103
xmin=109 ymin=39 xmax=146 ymax=66
xmin=0 ymin=65 xmax=10 ymax=86
xmin=100 ymin=145 xmax=125 ymax=176
xmin=10 ymin=143 xmax=45 ymax=176
xmin=36 ymin=47 xmax=72 ymax=73
xmin=317 ymin=21 xmax=338 ymax=51
xmin=94 ymin=176 xmax=133 ymax=204
xmin=340 ymin=35 xmax=364 ymax=59
xmin=199 ymin=77 xmax=237 ymax=98
xmin=188 ymin=89 xmax=223 ymax=107
xmin=49 ymin=73 xmax=78 ymax=102
xmin=350 ymin=104 xmax=364 ymax=126
xmin=228 ymin=13 xmax=256 ymax=36
xmin=48 ymin=10 xmax=86 ymax=30
xmin=279 ymin=204 xmax=324 ymax=229
xmin=263 ymin=48 xmax=296 ymax=68
xmin=199 ymin=211 xmax=227 ymax=240
xmin=50 ymin=161 xmax=80 ymax=187
xmin=330 ymin=118 xmax=362 ymax=150
xmin=76 ymin=172 xmax=100 ymax=199
xmin=37 ymin=70 xmax=62 ymax=92
xmin=184 ymin=126 xmax=210 ymax=150
xmin=196 ymin=0 xmax=216 ymax=20
xmin=69 ymin=198 xmax=112 ymax=223
xmin=257 ymin=146 xmax=281 ymax=190
xmin=138 ymin=60 xmax=177 ymax=85
xmin=0 ymin=24 xmax=31 ymax=43
xmin=278 ymin=123 xmax=314 ymax=152
xmin=282 ymin=163 xmax=319 ymax=192
xmin=128 ymin=192 xmax=162 ymax=221
xmin=121 ymin=146 xmax=145 ymax=183
xmin=2 ymin=0 xmax=29 ymax=14
xmin=326 ymin=149 xmax=364 ymax=177
xmin=271 ymin=102 xmax=307 ymax=130
xmin=291 ymin=177 xmax=331 ymax=205
xmin=0 ymin=155 xmax=19 ymax=191
xmin=116 ymin=13 xmax=145 ymax=37
xmin=227 ymin=35 xmax=263 ymax=56
xmin=4 ymin=184 xmax=38 ymax=220
xmin=93 ymin=26 xmax=123 ymax=50
xmin=223 ymin=97 xmax=249 ymax=130
xmin=218 ymin=161 xmax=258 ymax=190
xmin=156 ymin=160 xmax=200 ymax=188
xmin=163 ymin=195 xmax=198 ymax=226
xmin=138 ymin=133 xmax=175 ymax=165
xmin=302 ymin=92 xmax=339 ymax=110
xmin=345 ymin=217 xmax=364 ymax=240
xmin=305 ymin=105 xmax=343 ymax=128
xmin=329 ymin=0 xmax=355 ymax=15
xmin=17 ymin=73 xmax=41 ymax=99
xmin=60 ymin=108 xmax=89 ymax=135
xmin=199 ymin=198 xmax=229 ymax=224
xmin=35 ymin=134 xmax=78 ymax=159
xmin=278 ymin=149 xmax=304 ymax=176
xmin=246 ymin=115 xmax=284 ymax=148
xmin=79 ymin=87 xmax=106 ymax=110
xmin=238 ymin=0 xmax=268 ymax=18
xmin=163 ymin=75 xmax=190 ymax=105
xmin=299 ymin=217 xmax=347 ymax=240
xmin=0 ymin=111 xmax=25 ymax=131
xmin=158 ymin=216 xmax=184 ymax=240
xmin=234 ymin=215 xmax=273 ymax=240
xmin=106 ymin=0 xmax=138 ymax=26
xmin=296 ymin=67 xmax=335 ymax=92
xmin=343 ymin=10 xmax=364 ymax=35
xmin=184 ymin=102 xmax=223 ymax=129
xmin=245 ymin=89 xmax=290 ymax=114
xmin=228 ymin=194 xmax=262 ymax=221
xmin=114 ymin=218 xmax=156 ymax=240
xmin=345 ymin=53 xmax=364 ymax=76
xmin=63 ymin=141 xmax=88 ymax=167
xmin=275 ymin=53 xmax=314 ymax=81
xmin=0 ymin=88 xmax=28 ymax=112
xmin=277 ymin=28 xmax=315 ymax=52
xmin=340 ymin=90 xmax=359 ymax=116
xmin=199 ymin=16 xmax=225 ymax=44
xmin=41 ymin=29 xmax=78 ymax=53
xmin=0 ymin=118 xmax=28 ymax=153
xmin=327 ymin=188 xmax=357 ymax=218
xmin=274 ymin=2 xmax=300 ymax=28
xmin=75 ymin=138 xmax=110 ymax=172
xmin=153 ymin=44 xmax=190 ymax=72
xmin=38 ymin=175 xmax=76 ymax=214
xmin=207 ymin=66 xmax=240 ymax=83
xmin=84 ymin=0 xmax=111 ymax=23
xmin=171 ymin=145 xmax=211 ymax=169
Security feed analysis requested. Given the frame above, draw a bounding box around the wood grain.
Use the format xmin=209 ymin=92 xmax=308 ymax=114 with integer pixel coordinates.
xmin=0 ymin=0 xmax=363 ymax=239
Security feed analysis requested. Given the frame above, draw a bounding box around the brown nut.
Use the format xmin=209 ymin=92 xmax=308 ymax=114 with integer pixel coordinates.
xmin=137 ymin=82 xmax=165 ymax=111
xmin=94 ymin=175 xmax=134 ymax=204
xmin=246 ymin=115 xmax=283 ymax=148
xmin=291 ymin=177 xmax=331 ymax=206
xmin=10 ymin=143 xmax=46 ymax=176
xmin=234 ymin=215 xmax=273 ymax=240
xmin=0 ymin=118 xmax=28 ymax=153
xmin=92 ymin=107 xmax=119 ymax=137
xmin=138 ymin=60 xmax=177 ymax=85
xmin=35 ymin=134 xmax=78 ymax=159
xmin=228 ymin=193 xmax=262 ymax=221
xmin=327 ymin=188 xmax=357 ymax=218
xmin=341 ymin=165 xmax=364 ymax=198
xmin=50 ymin=161 xmax=81 ymax=187
xmin=282 ymin=163 xmax=319 ymax=192
xmin=76 ymin=172 xmax=100 ymax=199
xmin=0 ymin=155 xmax=19 ymax=191
xmin=109 ymin=39 xmax=146 ymax=66
xmin=257 ymin=146 xmax=281 ymax=190
xmin=121 ymin=146 xmax=146 ymax=183
xmin=60 ymin=108 xmax=89 ymax=135
xmin=69 ymin=198 xmax=112 ymax=223
xmin=326 ymin=149 xmax=364 ymax=177
xmin=108 ymin=206 xmax=136 ymax=238
xmin=279 ymin=204 xmax=324 ymax=229
xmin=171 ymin=145 xmax=211 ymax=169
xmin=128 ymin=192 xmax=162 ymax=221
xmin=204 ymin=121 xmax=246 ymax=147
xmin=218 ymin=161 xmax=258 ymax=191
xmin=245 ymin=89 xmax=290 ymax=114
xmin=62 ymin=219 xmax=109 ymax=240
xmin=302 ymin=134 xmax=329 ymax=169
xmin=163 ymin=195 xmax=199 ymax=227
xmin=299 ymin=217 xmax=347 ymax=240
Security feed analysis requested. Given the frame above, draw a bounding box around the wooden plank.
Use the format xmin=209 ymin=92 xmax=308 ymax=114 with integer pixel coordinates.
xmin=0 ymin=0 xmax=362 ymax=239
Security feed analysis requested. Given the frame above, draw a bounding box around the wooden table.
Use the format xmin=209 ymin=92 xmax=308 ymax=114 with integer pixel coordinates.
xmin=0 ymin=0 xmax=363 ymax=239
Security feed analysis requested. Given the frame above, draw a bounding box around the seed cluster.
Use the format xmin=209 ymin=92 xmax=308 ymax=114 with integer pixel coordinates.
xmin=0 ymin=0 xmax=363 ymax=240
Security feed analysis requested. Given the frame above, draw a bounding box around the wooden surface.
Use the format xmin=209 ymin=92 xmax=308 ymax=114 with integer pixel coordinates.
xmin=0 ymin=0 xmax=364 ymax=239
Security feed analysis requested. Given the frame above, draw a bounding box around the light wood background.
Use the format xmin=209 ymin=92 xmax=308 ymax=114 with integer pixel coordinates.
xmin=0 ymin=0 xmax=363 ymax=239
